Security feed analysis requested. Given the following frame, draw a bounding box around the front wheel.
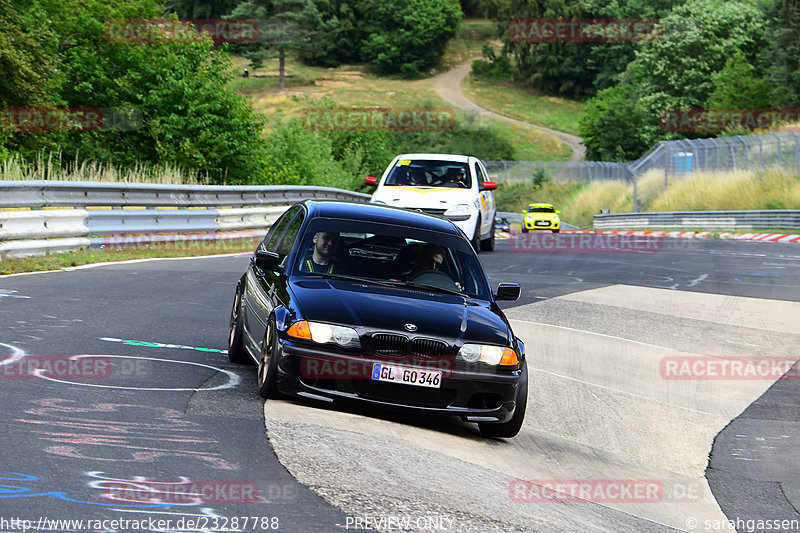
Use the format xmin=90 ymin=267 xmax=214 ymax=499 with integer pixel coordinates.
xmin=480 ymin=218 xmax=495 ymax=251
xmin=552 ymin=228 xmax=560 ymax=234
xmin=227 ymin=285 xmax=249 ymax=364
xmin=257 ymin=320 xmax=281 ymax=399
xmin=522 ymin=227 xmax=529 ymax=233
xmin=471 ymin=217 xmax=481 ymax=253
xmin=479 ymin=361 xmax=527 ymax=438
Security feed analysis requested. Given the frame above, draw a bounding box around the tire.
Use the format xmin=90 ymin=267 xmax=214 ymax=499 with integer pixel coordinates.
xmin=522 ymin=227 xmax=529 ymax=233
xmin=257 ymin=319 xmax=281 ymax=399
xmin=552 ymin=228 xmax=560 ymax=234
xmin=479 ymin=361 xmax=527 ymax=438
xmin=471 ymin=217 xmax=481 ymax=253
xmin=480 ymin=218 xmax=496 ymax=251
xmin=227 ymin=285 xmax=250 ymax=364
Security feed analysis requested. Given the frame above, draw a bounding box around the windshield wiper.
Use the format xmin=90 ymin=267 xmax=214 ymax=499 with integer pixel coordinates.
xmin=320 ymin=273 xmax=405 ymax=288
xmin=403 ymin=281 xmax=466 ymax=297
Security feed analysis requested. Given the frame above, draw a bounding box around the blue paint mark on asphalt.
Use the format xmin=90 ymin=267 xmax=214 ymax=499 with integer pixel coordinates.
xmin=0 ymin=473 xmax=169 ymax=508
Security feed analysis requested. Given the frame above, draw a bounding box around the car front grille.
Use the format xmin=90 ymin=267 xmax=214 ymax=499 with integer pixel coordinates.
xmin=353 ymin=380 xmax=457 ymax=408
xmin=411 ymin=338 xmax=449 ymax=357
xmin=373 ymin=333 xmax=408 ymax=355
xmin=416 ymin=208 xmax=447 ymax=216
xmin=371 ymin=334 xmax=450 ymax=358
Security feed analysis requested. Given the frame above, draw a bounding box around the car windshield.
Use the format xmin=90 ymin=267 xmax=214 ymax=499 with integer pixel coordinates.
xmin=293 ymin=218 xmax=490 ymax=300
xmin=527 ymin=206 xmax=555 ymax=213
xmin=384 ymin=159 xmax=471 ymax=189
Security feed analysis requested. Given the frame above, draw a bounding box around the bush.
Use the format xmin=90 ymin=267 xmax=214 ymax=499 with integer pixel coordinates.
xmin=361 ymin=0 xmax=462 ymax=75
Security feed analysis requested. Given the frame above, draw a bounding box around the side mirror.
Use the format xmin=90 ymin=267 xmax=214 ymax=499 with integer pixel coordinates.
xmin=481 ymin=181 xmax=497 ymax=191
xmin=364 ymin=176 xmax=378 ymax=186
xmin=495 ymin=282 xmax=521 ymax=301
xmin=254 ymin=249 xmax=281 ymax=272
xmin=556 ymin=210 xmax=561 ymax=215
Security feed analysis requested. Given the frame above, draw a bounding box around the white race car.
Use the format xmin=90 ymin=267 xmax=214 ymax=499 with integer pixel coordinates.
xmin=365 ymin=154 xmax=497 ymax=252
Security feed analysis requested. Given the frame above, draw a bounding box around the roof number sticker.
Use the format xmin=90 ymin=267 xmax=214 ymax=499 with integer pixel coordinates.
xmin=396 ymin=159 xmax=411 ymax=166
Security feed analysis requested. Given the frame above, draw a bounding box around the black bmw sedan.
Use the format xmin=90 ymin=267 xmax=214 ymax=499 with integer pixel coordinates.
xmin=227 ymin=200 xmax=527 ymax=438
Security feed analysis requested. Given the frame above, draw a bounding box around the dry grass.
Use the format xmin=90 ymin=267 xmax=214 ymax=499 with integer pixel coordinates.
xmin=648 ymin=168 xmax=800 ymax=211
xmin=1 ymin=152 xmax=207 ymax=184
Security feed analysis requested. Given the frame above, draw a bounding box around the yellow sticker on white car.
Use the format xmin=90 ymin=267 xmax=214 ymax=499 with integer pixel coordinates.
xmin=397 ymin=159 xmax=411 ymax=166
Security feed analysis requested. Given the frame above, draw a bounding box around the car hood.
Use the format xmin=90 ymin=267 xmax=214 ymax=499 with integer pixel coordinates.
xmin=289 ymin=278 xmax=510 ymax=345
xmin=371 ymin=186 xmax=475 ymax=209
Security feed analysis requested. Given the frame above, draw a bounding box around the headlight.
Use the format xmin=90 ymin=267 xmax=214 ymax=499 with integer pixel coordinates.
xmin=524 ymin=214 xmax=534 ymax=221
xmin=458 ymin=344 xmax=519 ymax=366
xmin=443 ymin=204 xmax=472 ymax=221
xmin=553 ymin=216 xmax=559 ymax=222
xmin=288 ymin=321 xmax=361 ymax=348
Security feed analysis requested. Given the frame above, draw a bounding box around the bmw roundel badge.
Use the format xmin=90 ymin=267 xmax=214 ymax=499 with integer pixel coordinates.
xmin=404 ymin=323 xmax=418 ymax=332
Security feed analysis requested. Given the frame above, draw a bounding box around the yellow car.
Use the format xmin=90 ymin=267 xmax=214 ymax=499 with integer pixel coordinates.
xmin=522 ymin=203 xmax=560 ymax=233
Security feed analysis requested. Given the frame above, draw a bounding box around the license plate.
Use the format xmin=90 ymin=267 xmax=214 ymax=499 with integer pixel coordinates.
xmin=371 ymin=363 xmax=441 ymax=388
xmin=535 ymin=220 xmax=550 ymax=226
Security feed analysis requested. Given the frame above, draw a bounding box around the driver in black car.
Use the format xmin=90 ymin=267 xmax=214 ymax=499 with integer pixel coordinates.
xmin=409 ymin=244 xmax=463 ymax=291
xmin=300 ymin=231 xmax=340 ymax=273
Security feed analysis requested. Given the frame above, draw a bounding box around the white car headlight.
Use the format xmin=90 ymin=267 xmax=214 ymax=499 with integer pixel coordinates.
xmin=458 ymin=343 xmax=518 ymax=366
xmin=308 ymin=322 xmax=361 ymax=348
xmin=443 ymin=203 xmax=472 ymax=221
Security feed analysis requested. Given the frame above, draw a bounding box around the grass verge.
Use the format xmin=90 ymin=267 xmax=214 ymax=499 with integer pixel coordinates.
xmin=0 ymin=239 xmax=260 ymax=276
xmin=462 ymin=76 xmax=586 ymax=136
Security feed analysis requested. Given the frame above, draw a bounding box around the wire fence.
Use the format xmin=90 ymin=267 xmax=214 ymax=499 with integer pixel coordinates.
xmin=485 ymin=131 xmax=800 ymax=212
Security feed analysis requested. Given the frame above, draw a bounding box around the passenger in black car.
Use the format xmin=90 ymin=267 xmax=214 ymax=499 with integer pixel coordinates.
xmin=300 ymin=231 xmax=340 ymax=273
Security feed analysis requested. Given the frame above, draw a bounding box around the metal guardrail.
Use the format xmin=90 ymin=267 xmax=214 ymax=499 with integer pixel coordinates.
xmin=0 ymin=182 xmax=371 ymax=259
xmin=593 ymin=210 xmax=800 ymax=231
xmin=0 ymin=181 xmax=369 ymax=209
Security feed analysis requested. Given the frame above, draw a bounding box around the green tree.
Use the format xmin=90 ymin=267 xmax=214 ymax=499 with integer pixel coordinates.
xmin=9 ymin=0 xmax=268 ymax=183
xmin=764 ymin=0 xmax=800 ymax=106
xmin=708 ymin=51 xmax=771 ymax=110
xmin=228 ymin=0 xmax=325 ymax=90
xmin=361 ymin=0 xmax=462 ymax=75
xmin=579 ymin=83 xmax=656 ymax=161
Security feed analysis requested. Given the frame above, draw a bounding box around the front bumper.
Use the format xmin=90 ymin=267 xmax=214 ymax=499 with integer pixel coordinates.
xmin=274 ymin=339 xmax=523 ymax=423
xmin=523 ymin=218 xmax=560 ymax=230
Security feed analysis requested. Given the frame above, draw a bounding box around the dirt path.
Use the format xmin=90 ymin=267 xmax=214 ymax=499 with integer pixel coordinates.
xmin=432 ymin=61 xmax=586 ymax=162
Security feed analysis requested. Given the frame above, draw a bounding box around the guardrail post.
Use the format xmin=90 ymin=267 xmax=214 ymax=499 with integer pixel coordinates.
xmin=632 ymin=170 xmax=639 ymax=213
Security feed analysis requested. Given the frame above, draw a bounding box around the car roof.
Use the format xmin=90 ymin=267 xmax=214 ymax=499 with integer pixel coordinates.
xmin=528 ymin=203 xmax=554 ymax=208
xmin=393 ymin=153 xmax=472 ymax=163
xmin=304 ymin=200 xmax=464 ymax=236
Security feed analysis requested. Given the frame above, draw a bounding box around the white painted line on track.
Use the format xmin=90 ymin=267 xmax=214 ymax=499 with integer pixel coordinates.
xmin=33 ymin=354 xmax=240 ymax=392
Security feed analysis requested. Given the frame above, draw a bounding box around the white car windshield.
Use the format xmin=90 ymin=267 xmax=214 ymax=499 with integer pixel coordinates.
xmin=384 ymin=160 xmax=471 ymax=189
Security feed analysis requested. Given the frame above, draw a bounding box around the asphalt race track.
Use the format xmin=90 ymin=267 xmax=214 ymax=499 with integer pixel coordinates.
xmin=1 ymin=235 xmax=799 ymax=533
